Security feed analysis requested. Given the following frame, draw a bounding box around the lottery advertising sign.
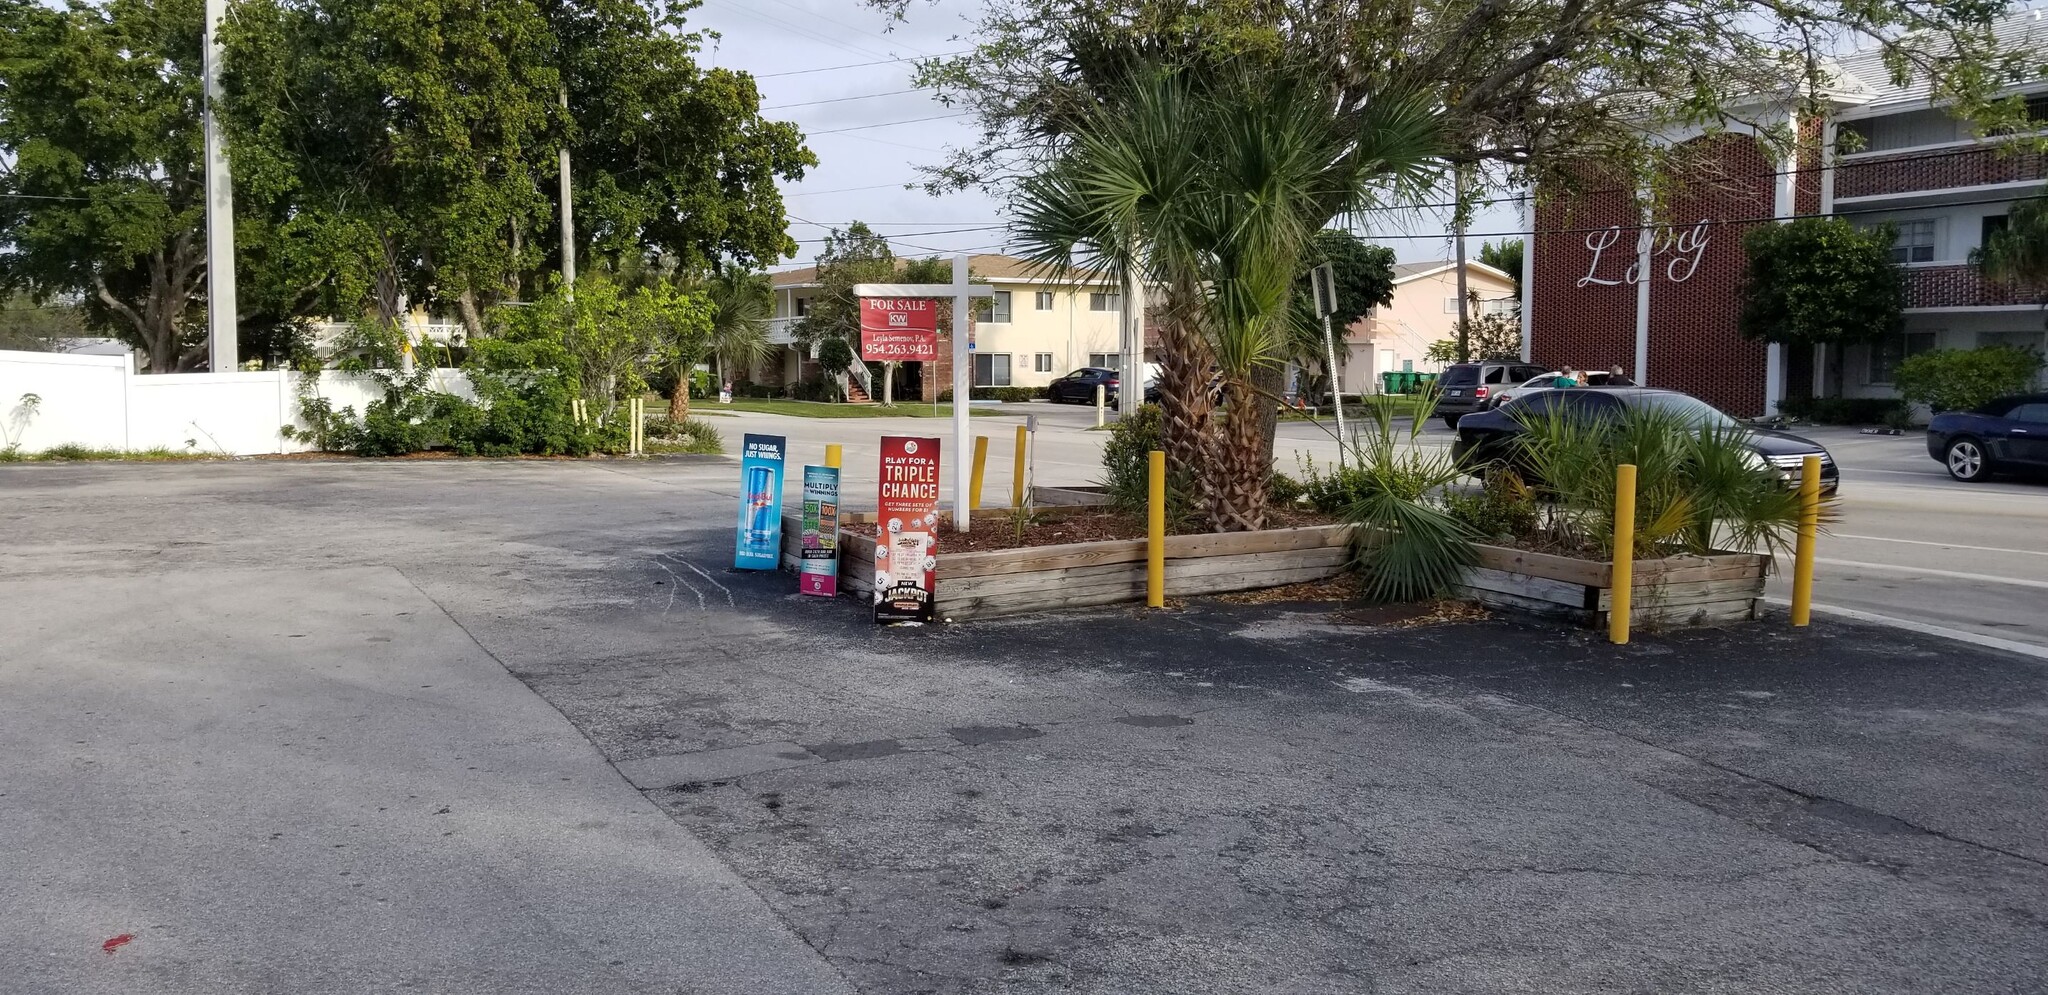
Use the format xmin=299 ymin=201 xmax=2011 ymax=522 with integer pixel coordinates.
xmin=798 ymin=464 xmax=840 ymax=597
xmin=859 ymin=297 xmax=939 ymax=362
xmin=874 ymin=436 xmax=941 ymax=623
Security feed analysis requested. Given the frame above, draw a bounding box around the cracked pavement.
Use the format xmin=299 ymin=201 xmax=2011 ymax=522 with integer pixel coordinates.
xmin=4 ymin=458 xmax=2044 ymax=993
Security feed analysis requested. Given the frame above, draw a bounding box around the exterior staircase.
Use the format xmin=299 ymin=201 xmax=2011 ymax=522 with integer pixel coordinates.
xmin=844 ymin=379 xmax=873 ymax=404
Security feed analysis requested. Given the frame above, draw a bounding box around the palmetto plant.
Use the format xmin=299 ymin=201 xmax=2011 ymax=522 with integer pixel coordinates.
xmin=1011 ymin=60 xmax=1440 ymax=531
xmin=1972 ymin=192 xmax=2048 ymax=297
xmin=1341 ymin=390 xmax=1479 ymax=603
xmin=671 ymin=269 xmax=773 ymax=419
xmin=1516 ymin=406 xmax=1815 ymax=560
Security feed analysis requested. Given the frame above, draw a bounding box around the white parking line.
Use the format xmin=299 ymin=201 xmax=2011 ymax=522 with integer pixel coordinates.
xmin=1764 ymin=598 xmax=2048 ymax=661
xmin=1830 ymin=534 xmax=2048 ymax=557
xmin=1815 ymin=557 xmax=2048 ymax=590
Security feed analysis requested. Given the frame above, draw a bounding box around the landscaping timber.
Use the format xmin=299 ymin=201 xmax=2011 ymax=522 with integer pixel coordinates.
xmin=1455 ymin=544 xmax=1770 ymax=628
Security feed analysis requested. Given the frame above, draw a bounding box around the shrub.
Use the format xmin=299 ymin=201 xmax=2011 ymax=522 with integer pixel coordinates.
xmin=643 ymin=416 xmax=724 ymax=454
xmin=1441 ymin=472 xmax=1539 ymax=542
xmin=1893 ymin=346 xmax=2044 ymax=413
xmin=1336 ymin=392 xmax=1478 ymax=602
xmin=791 ymin=378 xmax=835 ymax=402
xmin=1096 ymin=403 xmax=1195 ymax=526
xmin=1267 ymin=471 xmax=1306 ymax=505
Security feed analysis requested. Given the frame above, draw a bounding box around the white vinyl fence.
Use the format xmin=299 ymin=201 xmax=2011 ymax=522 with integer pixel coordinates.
xmin=0 ymin=350 xmax=474 ymax=456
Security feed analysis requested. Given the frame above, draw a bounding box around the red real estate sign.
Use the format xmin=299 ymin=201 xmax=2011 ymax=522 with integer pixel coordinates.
xmin=859 ymin=297 xmax=939 ymax=361
xmin=874 ymin=436 xmax=941 ymax=624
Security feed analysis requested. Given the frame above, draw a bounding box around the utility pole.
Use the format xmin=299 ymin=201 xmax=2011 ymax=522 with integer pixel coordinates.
xmin=558 ymin=85 xmax=576 ymax=295
xmin=1452 ymin=166 xmax=1470 ymax=363
xmin=202 ymin=0 xmax=237 ymax=371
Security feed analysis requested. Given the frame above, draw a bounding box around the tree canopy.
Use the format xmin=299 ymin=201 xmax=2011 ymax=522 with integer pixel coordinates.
xmin=869 ymin=0 xmax=2044 ymax=198
xmin=1739 ymin=217 xmax=1905 ymax=394
xmin=1478 ymin=240 xmax=1524 ymax=299
xmin=1972 ymin=192 xmax=2048 ymax=311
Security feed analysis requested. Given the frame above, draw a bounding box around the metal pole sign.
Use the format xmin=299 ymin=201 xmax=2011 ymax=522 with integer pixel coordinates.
xmin=798 ymin=464 xmax=840 ymax=596
xmin=1310 ymin=262 xmax=1347 ymax=463
xmin=733 ymin=433 xmax=787 ymax=570
xmin=853 ymin=256 xmax=993 ymax=533
xmin=874 ymin=436 xmax=941 ymax=624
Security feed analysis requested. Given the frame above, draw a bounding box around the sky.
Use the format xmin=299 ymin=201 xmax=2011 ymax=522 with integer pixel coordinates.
xmin=685 ymin=0 xmax=1522 ymax=273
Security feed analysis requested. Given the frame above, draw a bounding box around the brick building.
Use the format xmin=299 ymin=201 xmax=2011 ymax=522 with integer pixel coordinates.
xmin=1526 ymin=13 xmax=2048 ymax=416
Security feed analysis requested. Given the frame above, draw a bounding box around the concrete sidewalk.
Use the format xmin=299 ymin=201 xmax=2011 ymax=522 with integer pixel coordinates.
xmin=0 ymin=565 xmax=853 ymax=995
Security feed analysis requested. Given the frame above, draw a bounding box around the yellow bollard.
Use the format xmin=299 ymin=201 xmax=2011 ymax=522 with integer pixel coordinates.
xmin=824 ymin=443 xmax=842 ymax=469
xmin=1791 ymin=455 xmax=1821 ymax=626
xmin=1609 ymin=463 xmax=1638 ymax=645
xmin=1147 ymin=450 xmax=1166 ymax=607
xmin=1012 ymin=424 xmax=1028 ymax=508
xmin=969 ymin=435 xmax=989 ymax=510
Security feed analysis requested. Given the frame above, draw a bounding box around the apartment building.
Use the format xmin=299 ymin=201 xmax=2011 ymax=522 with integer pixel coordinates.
xmin=1341 ymin=260 xmax=1516 ymax=392
xmin=766 ymin=254 xmax=1143 ymax=400
xmin=1527 ymin=11 xmax=2047 ymax=416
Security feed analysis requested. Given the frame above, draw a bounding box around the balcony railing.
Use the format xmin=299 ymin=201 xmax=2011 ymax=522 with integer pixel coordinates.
xmin=1835 ymin=144 xmax=2047 ymax=200
xmin=766 ymin=317 xmax=799 ymax=344
xmin=1905 ymin=264 xmax=2044 ymax=310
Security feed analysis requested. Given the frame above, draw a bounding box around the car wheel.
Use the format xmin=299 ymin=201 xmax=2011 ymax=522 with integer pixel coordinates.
xmin=1441 ymin=414 xmax=1461 ymax=429
xmin=1945 ymin=437 xmax=1992 ymax=482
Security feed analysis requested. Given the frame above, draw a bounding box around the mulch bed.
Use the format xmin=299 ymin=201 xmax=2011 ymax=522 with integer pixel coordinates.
xmin=845 ymin=505 xmax=1343 ymax=553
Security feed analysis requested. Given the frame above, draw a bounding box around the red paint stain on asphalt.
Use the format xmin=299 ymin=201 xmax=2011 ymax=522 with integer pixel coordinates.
xmin=101 ymin=934 xmax=134 ymax=955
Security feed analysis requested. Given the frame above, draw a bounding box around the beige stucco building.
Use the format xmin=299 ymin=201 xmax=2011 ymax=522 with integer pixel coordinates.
xmin=765 ymin=255 xmax=1134 ymax=398
xmin=1341 ymin=260 xmax=1517 ymax=392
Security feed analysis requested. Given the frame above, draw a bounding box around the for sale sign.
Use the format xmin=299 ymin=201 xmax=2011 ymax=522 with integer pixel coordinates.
xmin=859 ymin=297 xmax=939 ymax=361
xmin=798 ymin=464 xmax=840 ymax=597
xmin=874 ymin=436 xmax=941 ymax=624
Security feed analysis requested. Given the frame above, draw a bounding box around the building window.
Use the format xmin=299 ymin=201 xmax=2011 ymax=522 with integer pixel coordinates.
xmin=1889 ymin=219 xmax=1937 ymax=263
xmin=1443 ymin=297 xmax=1460 ymax=313
xmin=988 ymin=291 xmax=1012 ymax=323
xmin=1983 ymin=215 xmax=2009 ymax=247
xmin=1978 ymin=330 xmax=2046 ymax=354
xmin=1033 ymin=352 xmax=1053 ymax=373
xmin=793 ymin=296 xmax=809 ymax=317
xmin=1035 ymin=291 xmax=1054 ymax=311
xmin=1087 ymin=353 xmax=1122 ymax=371
xmin=973 ymin=353 xmax=1012 ymax=387
xmin=1089 ymin=292 xmax=1120 ymax=312
xmin=1869 ymin=331 xmax=1938 ymax=384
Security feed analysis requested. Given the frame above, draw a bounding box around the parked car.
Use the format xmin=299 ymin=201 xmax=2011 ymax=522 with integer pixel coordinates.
xmin=1925 ymin=393 xmax=2048 ymax=482
xmin=1488 ymin=370 xmax=1632 ymax=409
xmin=1046 ymin=367 xmax=1121 ymax=404
xmin=1434 ymin=361 xmax=1550 ymax=428
xmin=1451 ymin=387 xmax=1841 ymax=494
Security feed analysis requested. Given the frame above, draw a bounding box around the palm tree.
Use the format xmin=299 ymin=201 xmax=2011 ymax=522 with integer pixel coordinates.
xmin=669 ymin=270 xmax=773 ymax=420
xmin=1012 ymin=61 xmax=1440 ymax=530
xmin=1973 ymin=193 xmax=2048 ymax=301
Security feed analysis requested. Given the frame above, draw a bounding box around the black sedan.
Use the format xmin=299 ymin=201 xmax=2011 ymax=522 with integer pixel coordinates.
xmin=1046 ymin=367 xmax=1121 ymax=404
xmin=1451 ymin=387 xmax=1840 ymax=493
xmin=1926 ymin=393 xmax=2048 ymax=482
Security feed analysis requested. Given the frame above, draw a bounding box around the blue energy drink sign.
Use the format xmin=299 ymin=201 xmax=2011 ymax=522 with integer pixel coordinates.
xmin=734 ymin=433 xmax=788 ymax=570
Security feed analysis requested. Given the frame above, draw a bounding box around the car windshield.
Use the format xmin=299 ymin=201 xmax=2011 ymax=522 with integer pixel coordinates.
xmin=1441 ymin=366 xmax=1480 ymax=385
xmin=1520 ymin=375 xmax=1557 ymax=388
xmin=1628 ymin=392 xmax=1738 ymax=429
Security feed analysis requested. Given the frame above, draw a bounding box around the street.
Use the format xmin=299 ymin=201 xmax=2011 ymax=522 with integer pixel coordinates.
xmin=713 ymin=401 xmax=2048 ymax=654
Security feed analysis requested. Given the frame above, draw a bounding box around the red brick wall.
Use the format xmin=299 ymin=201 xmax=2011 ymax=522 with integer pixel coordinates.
xmin=1906 ymin=264 xmax=2045 ymax=308
xmin=1835 ymin=146 xmax=2047 ymax=200
xmin=1530 ymin=177 xmax=1641 ymax=376
xmin=1645 ymin=134 xmax=1773 ymax=416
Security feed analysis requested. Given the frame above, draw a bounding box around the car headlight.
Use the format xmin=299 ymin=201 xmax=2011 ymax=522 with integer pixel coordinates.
xmin=1739 ymin=449 xmax=1772 ymax=474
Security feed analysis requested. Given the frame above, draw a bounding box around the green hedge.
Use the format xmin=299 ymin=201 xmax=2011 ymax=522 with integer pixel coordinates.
xmin=935 ymin=386 xmax=1048 ymax=402
xmin=1894 ymin=346 xmax=2044 ymax=413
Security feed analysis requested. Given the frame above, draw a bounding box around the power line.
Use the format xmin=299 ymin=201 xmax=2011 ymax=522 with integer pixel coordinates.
xmin=751 ymin=51 xmax=967 ymax=79
xmin=752 ymin=0 xmax=934 ymax=60
xmin=785 ymin=181 xmax=923 ymax=195
xmin=701 ymin=0 xmax=900 ymax=65
xmin=763 ymin=87 xmax=929 ymax=111
xmin=807 ymin=112 xmax=971 ymax=136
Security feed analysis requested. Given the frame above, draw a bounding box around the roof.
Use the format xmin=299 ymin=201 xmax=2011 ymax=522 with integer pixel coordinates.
xmin=1392 ymin=259 xmax=1516 ymax=285
xmin=769 ymin=253 xmax=1112 ymax=290
xmin=1830 ymin=9 xmax=2048 ymax=112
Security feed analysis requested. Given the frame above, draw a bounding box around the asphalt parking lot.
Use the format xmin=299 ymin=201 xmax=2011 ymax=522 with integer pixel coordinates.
xmin=4 ymin=458 xmax=2044 ymax=993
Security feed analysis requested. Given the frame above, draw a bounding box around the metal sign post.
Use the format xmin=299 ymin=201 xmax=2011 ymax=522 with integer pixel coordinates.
xmin=855 ymin=255 xmax=994 ymax=532
xmin=1310 ymin=262 xmax=1346 ymax=466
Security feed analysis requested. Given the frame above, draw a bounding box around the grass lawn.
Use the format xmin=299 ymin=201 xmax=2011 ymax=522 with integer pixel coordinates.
xmin=683 ymin=398 xmax=996 ymax=419
xmin=1 ymin=445 xmax=222 ymax=463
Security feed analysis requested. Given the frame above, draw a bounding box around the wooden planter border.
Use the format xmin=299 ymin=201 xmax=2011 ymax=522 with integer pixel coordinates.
xmin=1456 ymin=542 xmax=1771 ymax=628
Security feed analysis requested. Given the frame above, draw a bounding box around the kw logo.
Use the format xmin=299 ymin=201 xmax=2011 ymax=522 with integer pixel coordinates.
xmin=889 ymin=313 xmax=909 ymax=327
